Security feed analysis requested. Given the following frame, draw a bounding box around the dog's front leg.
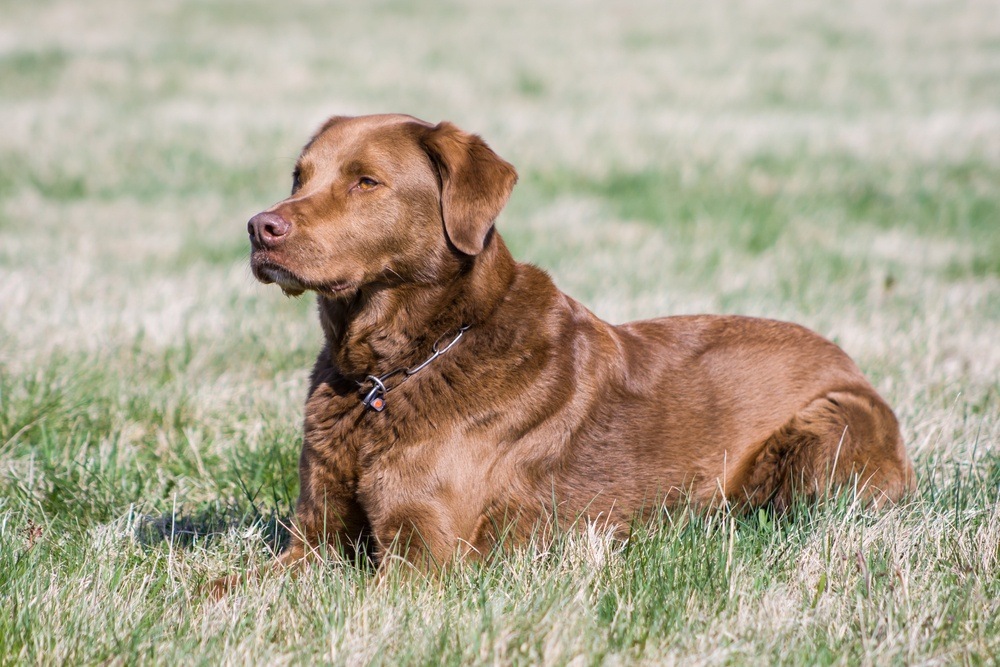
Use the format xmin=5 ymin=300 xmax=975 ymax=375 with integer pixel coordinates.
xmin=277 ymin=426 xmax=371 ymax=567
xmin=370 ymin=506 xmax=480 ymax=585
xmin=280 ymin=485 xmax=369 ymax=571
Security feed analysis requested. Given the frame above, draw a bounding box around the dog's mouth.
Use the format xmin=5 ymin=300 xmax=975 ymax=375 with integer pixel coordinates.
xmin=251 ymin=257 xmax=354 ymax=298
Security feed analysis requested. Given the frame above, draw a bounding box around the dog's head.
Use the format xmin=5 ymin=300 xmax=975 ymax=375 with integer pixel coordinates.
xmin=248 ymin=114 xmax=518 ymax=297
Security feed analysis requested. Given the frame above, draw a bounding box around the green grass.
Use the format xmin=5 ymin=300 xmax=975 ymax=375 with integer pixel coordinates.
xmin=2 ymin=0 xmax=999 ymax=663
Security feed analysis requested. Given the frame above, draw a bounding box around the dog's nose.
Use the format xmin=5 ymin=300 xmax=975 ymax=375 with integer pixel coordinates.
xmin=248 ymin=211 xmax=291 ymax=248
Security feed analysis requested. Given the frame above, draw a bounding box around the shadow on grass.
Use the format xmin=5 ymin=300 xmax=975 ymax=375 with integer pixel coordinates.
xmin=134 ymin=506 xmax=291 ymax=554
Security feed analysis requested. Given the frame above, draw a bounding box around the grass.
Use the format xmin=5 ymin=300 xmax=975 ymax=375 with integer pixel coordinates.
xmin=1 ymin=0 xmax=998 ymax=663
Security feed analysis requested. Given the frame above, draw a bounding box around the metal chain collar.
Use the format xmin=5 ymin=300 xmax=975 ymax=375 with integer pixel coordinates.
xmin=357 ymin=325 xmax=470 ymax=412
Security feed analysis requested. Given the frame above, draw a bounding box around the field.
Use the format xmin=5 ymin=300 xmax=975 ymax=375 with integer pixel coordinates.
xmin=1 ymin=0 xmax=998 ymax=663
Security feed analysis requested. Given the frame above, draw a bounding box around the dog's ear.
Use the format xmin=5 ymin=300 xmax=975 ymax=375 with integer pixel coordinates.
xmin=419 ymin=122 xmax=518 ymax=256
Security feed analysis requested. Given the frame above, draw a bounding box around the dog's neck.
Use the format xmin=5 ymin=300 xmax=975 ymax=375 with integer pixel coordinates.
xmin=317 ymin=234 xmax=517 ymax=380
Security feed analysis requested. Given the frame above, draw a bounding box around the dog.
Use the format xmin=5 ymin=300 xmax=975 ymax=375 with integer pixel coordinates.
xmin=246 ymin=113 xmax=915 ymax=574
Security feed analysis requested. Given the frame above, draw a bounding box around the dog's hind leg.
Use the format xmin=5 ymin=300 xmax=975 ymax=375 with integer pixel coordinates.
xmin=730 ymin=389 xmax=916 ymax=511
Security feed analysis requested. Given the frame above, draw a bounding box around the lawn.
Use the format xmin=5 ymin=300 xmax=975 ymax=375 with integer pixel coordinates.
xmin=1 ymin=0 xmax=998 ymax=664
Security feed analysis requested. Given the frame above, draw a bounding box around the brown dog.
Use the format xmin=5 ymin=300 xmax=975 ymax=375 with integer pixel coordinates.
xmin=246 ymin=114 xmax=915 ymax=573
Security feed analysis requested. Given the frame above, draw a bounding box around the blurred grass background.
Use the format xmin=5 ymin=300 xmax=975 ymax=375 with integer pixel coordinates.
xmin=0 ymin=0 xmax=997 ymax=664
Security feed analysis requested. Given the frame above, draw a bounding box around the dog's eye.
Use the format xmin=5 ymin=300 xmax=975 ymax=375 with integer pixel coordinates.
xmin=291 ymin=168 xmax=302 ymax=194
xmin=355 ymin=177 xmax=379 ymax=192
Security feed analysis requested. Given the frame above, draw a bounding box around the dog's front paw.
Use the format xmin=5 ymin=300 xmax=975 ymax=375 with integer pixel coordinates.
xmin=205 ymin=573 xmax=243 ymax=601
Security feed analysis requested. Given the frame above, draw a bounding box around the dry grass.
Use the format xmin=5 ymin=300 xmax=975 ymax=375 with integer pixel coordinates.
xmin=1 ymin=0 xmax=998 ymax=664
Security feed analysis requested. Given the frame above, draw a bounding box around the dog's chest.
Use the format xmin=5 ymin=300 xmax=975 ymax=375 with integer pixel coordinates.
xmin=354 ymin=412 xmax=495 ymax=535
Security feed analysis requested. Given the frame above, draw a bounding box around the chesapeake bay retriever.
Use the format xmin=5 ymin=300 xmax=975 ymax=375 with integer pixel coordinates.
xmin=246 ymin=113 xmax=915 ymax=573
